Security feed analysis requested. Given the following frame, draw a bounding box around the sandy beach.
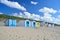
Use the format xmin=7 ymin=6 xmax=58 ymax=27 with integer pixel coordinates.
xmin=0 ymin=27 xmax=60 ymax=40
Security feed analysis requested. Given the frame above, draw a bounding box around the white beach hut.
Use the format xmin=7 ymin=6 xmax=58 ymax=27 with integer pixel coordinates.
xmin=17 ymin=20 xmax=30 ymax=28
xmin=48 ymin=23 xmax=54 ymax=27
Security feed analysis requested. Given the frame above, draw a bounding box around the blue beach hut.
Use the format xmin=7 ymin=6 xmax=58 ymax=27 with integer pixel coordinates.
xmin=5 ymin=19 xmax=16 ymax=27
xmin=12 ymin=19 xmax=16 ymax=26
xmin=32 ymin=21 xmax=36 ymax=28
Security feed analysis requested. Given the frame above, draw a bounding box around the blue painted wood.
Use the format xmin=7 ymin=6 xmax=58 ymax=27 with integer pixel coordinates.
xmin=8 ymin=19 xmax=13 ymax=26
xmin=26 ymin=21 xmax=30 ymax=27
xmin=5 ymin=19 xmax=16 ymax=27
xmin=12 ymin=19 xmax=16 ymax=27
xmin=33 ymin=22 xmax=36 ymax=28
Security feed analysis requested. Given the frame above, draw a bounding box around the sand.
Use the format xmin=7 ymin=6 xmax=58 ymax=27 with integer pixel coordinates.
xmin=0 ymin=26 xmax=60 ymax=40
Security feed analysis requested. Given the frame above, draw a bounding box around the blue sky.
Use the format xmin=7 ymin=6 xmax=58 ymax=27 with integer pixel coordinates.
xmin=0 ymin=0 xmax=60 ymax=24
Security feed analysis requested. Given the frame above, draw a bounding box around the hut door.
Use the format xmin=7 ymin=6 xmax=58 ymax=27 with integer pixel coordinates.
xmin=12 ymin=20 xmax=16 ymax=26
xmin=36 ymin=22 xmax=40 ymax=28
xmin=9 ymin=19 xmax=13 ymax=26
xmin=33 ymin=22 xmax=36 ymax=28
xmin=26 ymin=21 xmax=30 ymax=27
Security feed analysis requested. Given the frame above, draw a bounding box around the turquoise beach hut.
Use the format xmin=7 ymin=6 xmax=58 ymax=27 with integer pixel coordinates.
xmin=5 ymin=19 xmax=16 ymax=27
xmin=25 ymin=20 xmax=30 ymax=27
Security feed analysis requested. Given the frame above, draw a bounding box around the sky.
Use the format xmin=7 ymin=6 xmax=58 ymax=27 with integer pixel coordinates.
xmin=0 ymin=0 xmax=60 ymax=24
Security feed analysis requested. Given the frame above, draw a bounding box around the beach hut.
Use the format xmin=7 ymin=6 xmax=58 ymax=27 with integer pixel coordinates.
xmin=48 ymin=24 xmax=51 ymax=27
xmin=48 ymin=23 xmax=54 ymax=27
xmin=17 ymin=20 xmax=30 ymax=28
xmin=40 ymin=21 xmax=44 ymax=27
xmin=36 ymin=22 xmax=40 ymax=28
xmin=44 ymin=22 xmax=48 ymax=27
xmin=32 ymin=21 xmax=36 ymax=28
xmin=5 ymin=19 xmax=16 ymax=26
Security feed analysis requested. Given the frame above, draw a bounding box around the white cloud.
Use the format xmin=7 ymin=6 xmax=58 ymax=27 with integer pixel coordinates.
xmin=13 ymin=12 xmax=41 ymax=21
xmin=0 ymin=0 xmax=26 ymax=11
xmin=39 ymin=7 xmax=57 ymax=14
xmin=31 ymin=14 xmax=40 ymax=20
xmin=53 ymin=18 xmax=60 ymax=24
xmin=0 ymin=12 xmax=3 ymax=14
xmin=24 ymin=12 xmax=40 ymax=21
xmin=39 ymin=7 xmax=58 ymax=23
xmin=13 ymin=12 xmax=60 ymax=24
xmin=41 ymin=13 xmax=53 ymax=22
xmin=13 ymin=12 xmax=23 ymax=18
xmin=54 ymin=15 xmax=60 ymax=24
xmin=39 ymin=7 xmax=60 ymax=24
xmin=24 ymin=12 xmax=31 ymax=18
xmin=41 ymin=14 xmax=60 ymax=24
xmin=18 ymin=12 xmax=23 ymax=17
xmin=55 ymin=18 xmax=60 ymax=22
xmin=13 ymin=13 xmax=18 ymax=16
xmin=31 ymin=1 xmax=38 ymax=5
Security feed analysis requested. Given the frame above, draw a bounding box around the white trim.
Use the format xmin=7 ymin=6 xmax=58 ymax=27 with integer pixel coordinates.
xmin=32 ymin=21 xmax=36 ymax=27
xmin=25 ymin=20 xmax=30 ymax=27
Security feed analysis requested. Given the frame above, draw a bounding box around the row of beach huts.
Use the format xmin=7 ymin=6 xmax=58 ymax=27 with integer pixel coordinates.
xmin=0 ymin=19 xmax=55 ymax=28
